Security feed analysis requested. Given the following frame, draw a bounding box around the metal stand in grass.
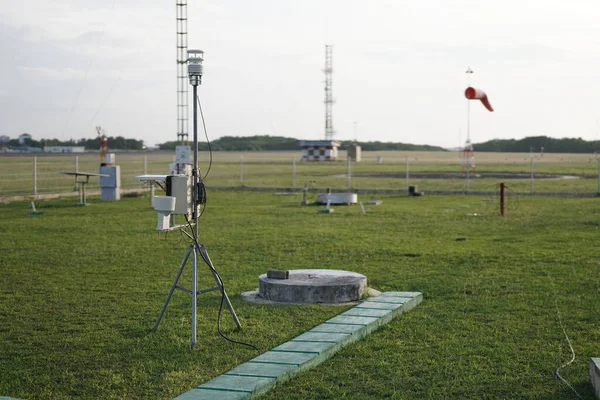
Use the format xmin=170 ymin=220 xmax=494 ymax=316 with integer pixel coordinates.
xmin=153 ymin=50 xmax=241 ymax=347
xmin=153 ymin=237 xmax=242 ymax=347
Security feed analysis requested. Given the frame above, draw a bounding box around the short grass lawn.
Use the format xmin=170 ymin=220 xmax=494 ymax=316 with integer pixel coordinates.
xmin=1 ymin=191 xmax=599 ymax=399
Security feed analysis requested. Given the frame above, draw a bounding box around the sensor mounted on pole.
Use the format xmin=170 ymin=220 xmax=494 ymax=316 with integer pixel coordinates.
xmin=187 ymin=49 xmax=204 ymax=86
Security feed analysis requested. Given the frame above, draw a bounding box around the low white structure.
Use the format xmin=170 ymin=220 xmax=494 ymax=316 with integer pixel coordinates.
xmin=99 ymin=154 xmax=120 ymax=200
xmin=18 ymin=133 xmax=32 ymax=145
xmin=99 ymin=165 xmax=121 ymax=200
xmin=347 ymin=144 xmax=362 ymax=162
xmin=44 ymin=146 xmax=85 ymax=153
xmin=316 ymin=192 xmax=357 ymax=205
xmin=300 ymin=140 xmax=340 ymax=161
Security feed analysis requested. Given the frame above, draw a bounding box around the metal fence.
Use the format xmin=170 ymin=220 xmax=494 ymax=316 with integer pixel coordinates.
xmin=1 ymin=151 xmax=599 ymax=200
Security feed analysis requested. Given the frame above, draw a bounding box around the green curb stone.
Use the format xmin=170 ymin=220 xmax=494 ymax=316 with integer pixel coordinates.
xmin=310 ymin=323 xmax=363 ymax=334
xmin=591 ymin=357 xmax=600 ymax=398
xmin=363 ymin=296 xmax=409 ymax=304
xmin=326 ymin=315 xmax=379 ymax=325
xmin=226 ymin=362 xmax=297 ymax=378
xmin=355 ymin=301 xmax=402 ymax=310
xmin=292 ymin=332 xmax=349 ymax=342
xmin=199 ymin=375 xmax=275 ymax=394
xmin=173 ymin=291 xmax=423 ymax=399
xmin=272 ymin=340 xmax=334 ymax=354
xmin=173 ymin=388 xmax=249 ymax=400
xmin=399 ymin=295 xmax=423 ymax=312
xmin=342 ymin=308 xmax=391 ymax=317
xmin=251 ymin=351 xmax=315 ymax=365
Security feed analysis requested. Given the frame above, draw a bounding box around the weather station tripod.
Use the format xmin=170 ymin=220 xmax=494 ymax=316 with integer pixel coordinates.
xmin=152 ymin=233 xmax=241 ymax=347
xmin=153 ymin=49 xmax=241 ymax=347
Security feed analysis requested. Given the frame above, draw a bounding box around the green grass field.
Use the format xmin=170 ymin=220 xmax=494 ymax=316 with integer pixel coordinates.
xmin=1 ymin=151 xmax=599 ymax=197
xmin=1 ymin=190 xmax=599 ymax=399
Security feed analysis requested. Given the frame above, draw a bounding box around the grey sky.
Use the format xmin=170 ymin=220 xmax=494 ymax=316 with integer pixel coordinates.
xmin=1 ymin=0 xmax=599 ymax=148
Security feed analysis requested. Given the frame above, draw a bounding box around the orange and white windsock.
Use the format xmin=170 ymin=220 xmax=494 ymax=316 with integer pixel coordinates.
xmin=465 ymin=87 xmax=494 ymax=112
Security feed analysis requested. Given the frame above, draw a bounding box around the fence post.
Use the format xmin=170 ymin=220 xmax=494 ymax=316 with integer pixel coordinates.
xmin=33 ymin=156 xmax=37 ymax=196
xmin=405 ymin=157 xmax=409 ymax=190
xmin=145 ymin=155 xmax=154 ymax=206
xmin=292 ymin=157 xmax=296 ymax=188
xmin=466 ymin=164 xmax=470 ymax=191
xmin=347 ymin=156 xmax=352 ymax=190
xmin=75 ymin=155 xmax=79 ymax=172
xmin=500 ymin=182 xmax=505 ymax=216
xmin=597 ymin=159 xmax=599 ymax=194
xmin=530 ymin=154 xmax=534 ymax=193
xmin=239 ymin=156 xmax=244 ymax=186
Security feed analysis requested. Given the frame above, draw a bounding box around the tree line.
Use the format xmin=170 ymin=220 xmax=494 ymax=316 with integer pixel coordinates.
xmin=7 ymin=134 xmax=599 ymax=153
xmin=473 ymin=136 xmax=600 ymax=153
xmin=158 ymin=135 xmax=447 ymax=152
xmin=5 ymin=136 xmax=146 ymax=151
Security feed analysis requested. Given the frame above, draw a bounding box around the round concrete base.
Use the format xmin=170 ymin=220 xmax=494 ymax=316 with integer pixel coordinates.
xmin=258 ymin=269 xmax=367 ymax=304
xmin=242 ymin=287 xmax=380 ymax=306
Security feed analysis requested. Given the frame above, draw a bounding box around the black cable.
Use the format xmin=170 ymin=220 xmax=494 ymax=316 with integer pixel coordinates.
xmin=196 ymin=94 xmax=213 ymax=180
xmin=185 ymin=93 xmax=259 ymax=354
xmin=198 ymin=246 xmax=262 ymax=356
xmin=198 ymin=181 xmax=207 ymax=217
xmin=163 ymin=228 xmax=184 ymax=246
xmin=185 ymin=211 xmax=260 ymax=355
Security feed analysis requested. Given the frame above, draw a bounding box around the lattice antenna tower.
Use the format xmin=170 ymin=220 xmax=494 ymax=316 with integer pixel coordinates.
xmin=324 ymin=45 xmax=335 ymax=140
xmin=176 ymin=1 xmax=189 ymax=145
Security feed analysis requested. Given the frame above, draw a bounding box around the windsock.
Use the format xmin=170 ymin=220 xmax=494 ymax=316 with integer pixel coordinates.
xmin=465 ymin=87 xmax=494 ymax=112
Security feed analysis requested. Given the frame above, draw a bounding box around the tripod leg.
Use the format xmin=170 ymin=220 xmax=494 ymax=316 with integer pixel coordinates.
xmin=191 ymin=246 xmax=198 ymax=347
xmin=199 ymin=245 xmax=242 ymax=329
xmin=217 ymin=283 xmax=242 ymax=329
xmin=153 ymin=245 xmax=193 ymax=330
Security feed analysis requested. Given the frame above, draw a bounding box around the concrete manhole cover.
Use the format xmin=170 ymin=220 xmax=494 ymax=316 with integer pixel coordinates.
xmin=244 ymin=269 xmax=368 ymax=305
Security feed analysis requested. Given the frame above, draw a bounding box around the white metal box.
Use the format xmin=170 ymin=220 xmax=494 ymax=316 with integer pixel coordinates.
xmin=175 ymin=146 xmax=191 ymax=164
xmin=104 ymin=153 xmax=115 ymax=165
xmin=99 ymin=165 xmax=121 ymax=188
xmin=100 ymin=187 xmax=120 ymax=201
xmin=167 ymin=175 xmax=192 ymax=217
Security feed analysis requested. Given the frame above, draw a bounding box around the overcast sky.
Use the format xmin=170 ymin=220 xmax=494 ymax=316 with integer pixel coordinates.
xmin=1 ymin=0 xmax=599 ymax=148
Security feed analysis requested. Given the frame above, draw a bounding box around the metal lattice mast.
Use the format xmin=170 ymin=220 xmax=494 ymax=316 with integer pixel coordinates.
xmin=324 ymin=45 xmax=334 ymax=140
xmin=176 ymin=1 xmax=189 ymax=144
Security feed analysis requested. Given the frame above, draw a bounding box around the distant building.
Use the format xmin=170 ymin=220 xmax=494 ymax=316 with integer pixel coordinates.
xmin=0 ymin=135 xmax=9 ymax=151
xmin=18 ymin=133 xmax=32 ymax=145
xmin=12 ymin=147 xmax=42 ymax=153
xmin=44 ymin=146 xmax=86 ymax=153
xmin=300 ymin=140 xmax=340 ymax=161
